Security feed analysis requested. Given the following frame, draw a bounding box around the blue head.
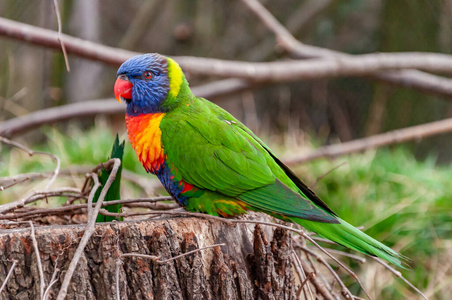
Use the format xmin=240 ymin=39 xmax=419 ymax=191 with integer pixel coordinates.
xmin=115 ymin=53 xmax=184 ymax=116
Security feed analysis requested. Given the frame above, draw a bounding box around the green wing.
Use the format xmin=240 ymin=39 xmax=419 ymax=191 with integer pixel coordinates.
xmin=161 ymin=97 xmax=337 ymax=223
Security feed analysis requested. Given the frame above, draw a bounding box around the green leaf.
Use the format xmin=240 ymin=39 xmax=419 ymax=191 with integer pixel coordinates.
xmin=93 ymin=134 xmax=125 ymax=222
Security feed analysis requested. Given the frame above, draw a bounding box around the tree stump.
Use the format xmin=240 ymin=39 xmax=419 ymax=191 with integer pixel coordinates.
xmin=0 ymin=215 xmax=297 ymax=299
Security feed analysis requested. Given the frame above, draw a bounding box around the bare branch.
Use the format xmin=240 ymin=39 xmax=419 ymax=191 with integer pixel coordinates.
xmin=0 ymin=17 xmax=134 ymax=65
xmin=0 ymin=196 xmax=175 ymax=221
xmin=86 ymin=173 xmax=100 ymax=220
xmin=299 ymin=245 xmax=355 ymax=299
xmin=373 ymin=258 xmax=428 ymax=300
xmin=284 ymin=117 xmax=452 ymax=165
xmin=0 ymin=176 xmax=29 ymax=191
xmin=28 ymin=221 xmax=45 ymax=299
xmin=0 ymin=260 xmax=17 ymax=294
xmin=1 ymin=16 xmax=452 ymax=98
xmin=176 ymin=53 xmax=452 ymax=81
xmin=43 ymin=254 xmax=61 ymax=300
xmin=0 ymin=136 xmax=60 ymax=191
xmin=43 ymin=273 xmax=59 ymax=300
xmin=301 ymin=256 xmax=337 ymax=299
xmin=313 ymin=162 xmax=347 ymax=187
xmin=314 ymin=247 xmax=367 ymax=264
xmin=298 ymin=272 xmax=315 ymax=297
xmin=0 ymin=188 xmax=81 ymax=215
xmin=56 ymin=158 xmax=121 ymax=300
xmin=303 ymin=235 xmax=371 ymax=299
xmin=52 ymin=0 xmax=70 ymax=72
xmin=291 ymin=249 xmax=316 ymax=300
xmin=240 ymin=0 xmax=452 ymax=97
xmin=0 ymin=78 xmax=254 ymax=138
xmin=0 ymin=100 xmax=121 ymax=138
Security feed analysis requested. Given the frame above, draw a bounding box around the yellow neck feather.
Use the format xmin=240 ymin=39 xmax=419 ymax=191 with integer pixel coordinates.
xmin=166 ymin=57 xmax=183 ymax=98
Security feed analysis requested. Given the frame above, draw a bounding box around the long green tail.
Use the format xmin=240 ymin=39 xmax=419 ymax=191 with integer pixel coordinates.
xmin=290 ymin=216 xmax=405 ymax=268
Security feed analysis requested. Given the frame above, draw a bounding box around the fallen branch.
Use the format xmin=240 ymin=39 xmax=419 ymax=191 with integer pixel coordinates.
xmin=0 ymin=188 xmax=82 ymax=215
xmin=240 ymin=0 xmax=452 ymax=98
xmin=173 ymin=52 xmax=452 ymax=83
xmin=0 ymin=77 xmax=254 ymax=138
xmin=0 ymin=196 xmax=175 ymax=222
xmin=284 ymin=117 xmax=452 ymax=165
xmin=1 ymin=17 xmax=452 ymax=98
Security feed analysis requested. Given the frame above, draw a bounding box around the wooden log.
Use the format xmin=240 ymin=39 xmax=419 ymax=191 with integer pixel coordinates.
xmin=0 ymin=215 xmax=297 ymax=299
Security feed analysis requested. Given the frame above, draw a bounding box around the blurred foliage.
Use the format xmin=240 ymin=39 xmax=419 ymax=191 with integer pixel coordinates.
xmin=296 ymin=148 xmax=452 ymax=299
xmin=1 ymin=0 xmax=452 ymax=160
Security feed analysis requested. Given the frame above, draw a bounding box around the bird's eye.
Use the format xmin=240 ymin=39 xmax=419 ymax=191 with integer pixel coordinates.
xmin=144 ymin=71 xmax=153 ymax=79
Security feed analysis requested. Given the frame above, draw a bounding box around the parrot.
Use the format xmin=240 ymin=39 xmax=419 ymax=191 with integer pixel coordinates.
xmin=113 ymin=53 xmax=404 ymax=267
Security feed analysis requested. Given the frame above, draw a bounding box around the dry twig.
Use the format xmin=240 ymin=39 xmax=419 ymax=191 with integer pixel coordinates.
xmin=51 ymin=0 xmax=70 ymax=72
xmin=56 ymin=158 xmax=121 ymax=300
xmin=291 ymin=249 xmax=316 ymax=300
xmin=0 ymin=176 xmax=29 ymax=191
xmin=0 ymin=196 xmax=174 ymax=222
xmin=373 ymin=258 xmax=428 ymax=300
xmin=43 ymin=254 xmax=61 ymax=300
xmin=0 ymin=260 xmax=17 ymax=295
xmin=86 ymin=173 xmax=100 ymax=220
xmin=28 ymin=221 xmax=45 ymax=299
xmin=0 ymin=136 xmax=60 ymax=191
xmin=284 ymin=117 xmax=452 ymax=165
xmin=0 ymin=188 xmax=82 ymax=215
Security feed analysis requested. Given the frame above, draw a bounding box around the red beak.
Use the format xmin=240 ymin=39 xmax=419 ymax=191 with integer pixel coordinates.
xmin=114 ymin=77 xmax=133 ymax=103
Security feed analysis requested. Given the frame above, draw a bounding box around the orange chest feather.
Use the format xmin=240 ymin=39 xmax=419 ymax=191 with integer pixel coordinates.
xmin=125 ymin=113 xmax=166 ymax=173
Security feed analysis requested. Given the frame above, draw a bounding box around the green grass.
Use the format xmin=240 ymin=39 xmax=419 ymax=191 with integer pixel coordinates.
xmin=1 ymin=125 xmax=451 ymax=298
xmin=0 ymin=126 xmax=146 ymax=178
xmin=294 ymin=148 xmax=452 ymax=299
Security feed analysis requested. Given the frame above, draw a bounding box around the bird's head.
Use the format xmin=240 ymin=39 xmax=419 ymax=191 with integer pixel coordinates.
xmin=114 ymin=53 xmax=186 ymax=115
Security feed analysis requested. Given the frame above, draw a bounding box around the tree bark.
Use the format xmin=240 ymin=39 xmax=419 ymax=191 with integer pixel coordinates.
xmin=0 ymin=215 xmax=297 ymax=299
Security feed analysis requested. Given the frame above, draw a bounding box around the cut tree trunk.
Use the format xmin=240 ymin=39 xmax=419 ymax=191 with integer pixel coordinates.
xmin=0 ymin=214 xmax=297 ymax=300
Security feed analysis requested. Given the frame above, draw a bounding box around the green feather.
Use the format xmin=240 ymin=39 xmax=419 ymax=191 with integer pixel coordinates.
xmin=158 ymin=90 xmax=405 ymax=266
xmin=128 ymin=55 xmax=407 ymax=267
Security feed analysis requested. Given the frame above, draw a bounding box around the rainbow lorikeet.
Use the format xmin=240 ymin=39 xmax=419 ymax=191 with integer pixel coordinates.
xmin=114 ymin=53 xmax=404 ymax=267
